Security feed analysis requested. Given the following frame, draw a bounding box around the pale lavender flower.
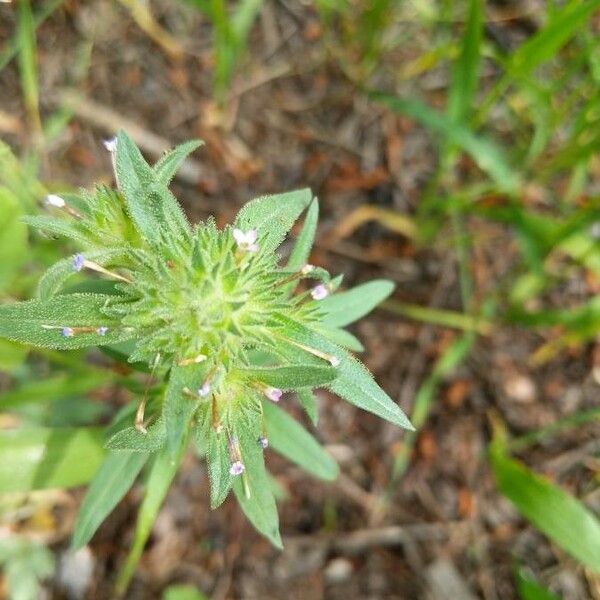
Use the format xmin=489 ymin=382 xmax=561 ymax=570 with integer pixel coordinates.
xmin=229 ymin=461 xmax=245 ymax=476
xmin=198 ymin=382 xmax=211 ymax=397
xmin=264 ymin=387 xmax=282 ymax=402
xmin=73 ymin=254 xmax=85 ymax=272
xmin=61 ymin=327 xmax=74 ymax=337
xmin=233 ymin=228 xmax=259 ymax=252
xmin=103 ymin=137 xmax=117 ymax=152
xmin=45 ymin=194 xmax=66 ymax=208
xmin=258 ymin=436 xmax=269 ymax=449
xmin=310 ymin=284 xmax=329 ymax=300
xmin=96 ymin=326 xmax=108 ymax=336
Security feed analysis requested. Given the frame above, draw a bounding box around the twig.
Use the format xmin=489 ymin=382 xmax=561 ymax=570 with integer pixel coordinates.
xmin=56 ymin=89 xmax=204 ymax=186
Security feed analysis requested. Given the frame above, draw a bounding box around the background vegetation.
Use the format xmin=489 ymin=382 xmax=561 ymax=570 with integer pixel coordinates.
xmin=0 ymin=0 xmax=599 ymax=598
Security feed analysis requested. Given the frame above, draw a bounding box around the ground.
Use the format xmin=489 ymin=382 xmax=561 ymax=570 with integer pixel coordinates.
xmin=0 ymin=1 xmax=598 ymax=599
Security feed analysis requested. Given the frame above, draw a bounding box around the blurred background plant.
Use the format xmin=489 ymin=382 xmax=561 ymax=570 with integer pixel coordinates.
xmin=1 ymin=0 xmax=600 ymax=598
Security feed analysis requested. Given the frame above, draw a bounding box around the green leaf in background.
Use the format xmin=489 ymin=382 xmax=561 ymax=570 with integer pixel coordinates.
xmin=116 ymin=445 xmax=185 ymax=595
xmin=0 ymin=339 xmax=28 ymax=372
xmin=0 ymin=293 xmax=135 ymax=349
xmin=232 ymin=419 xmax=282 ymax=548
xmin=446 ymin=0 xmax=481 ymax=126
xmin=320 ymin=279 xmax=395 ymax=328
xmin=509 ymin=0 xmax=600 ymax=76
xmin=72 ymin=451 xmax=148 ymax=549
xmin=235 ymin=188 xmax=312 ymax=254
xmin=287 ymin=197 xmax=319 ymax=271
xmin=153 ymin=140 xmax=203 ymax=186
xmin=162 ymin=584 xmax=209 ymax=600
xmin=0 ymin=187 xmax=28 ymax=293
xmin=515 ymin=567 xmax=560 ymax=600
xmin=263 ymin=400 xmax=338 ymax=481
xmin=238 ymin=364 xmax=337 ymax=389
xmin=490 ymin=440 xmax=600 ymax=573
xmin=372 ymin=92 xmax=519 ymax=193
xmin=0 ymin=426 xmax=105 ymax=493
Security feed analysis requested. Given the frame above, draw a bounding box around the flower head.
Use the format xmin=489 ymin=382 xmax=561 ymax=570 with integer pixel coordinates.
xmin=258 ymin=436 xmax=269 ymax=449
xmin=103 ymin=137 xmax=118 ymax=152
xmin=264 ymin=387 xmax=282 ymax=402
xmin=73 ymin=254 xmax=85 ymax=272
xmin=233 ymin=229 xmax=259 ymax=253
xmin=96 ymin=326 xmax=109 ymax=336
xmin=229 ymin=461 xmax=245 ymax=476
xmin=45 ymin=194 xmax=66 ymax=208
xmin=310 ymin=284 xmax=329 ymax=300
xmin=61 ymin=327 xmax=74 ymax=337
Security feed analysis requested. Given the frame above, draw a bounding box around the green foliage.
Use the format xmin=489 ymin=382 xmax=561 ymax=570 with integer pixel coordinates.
xmin=0 ymin=131 xmax=404 ymax=590
xmin=0 ymin=427 xmax=105 ymax=493
xmin=0 ymin=538 xmax=55 ymax=600
xmin=490 ymin=438 xmax=600 ymax=573
xmin=515 ymin=568 xmax=560 ymax=600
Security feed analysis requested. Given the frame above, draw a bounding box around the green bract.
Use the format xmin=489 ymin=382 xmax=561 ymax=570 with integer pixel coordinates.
xmin=0 ymin=131 xmax=412 ymax=554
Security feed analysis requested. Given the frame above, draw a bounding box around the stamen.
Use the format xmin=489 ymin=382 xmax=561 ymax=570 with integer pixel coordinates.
xmin=178 ymin=353 xmax=207 ymax=366
xmin=276 ymin=335 xmax=340 ymax=367
xmin=80 ymin=259 xmax=131 ymax=283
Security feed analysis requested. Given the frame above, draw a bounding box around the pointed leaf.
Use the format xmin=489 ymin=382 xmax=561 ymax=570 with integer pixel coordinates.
xmin=72 ymin=451 xmax=148 ymax=549
xmin=21 ymin=215 xmax=90 ymax=246
xmin=154 ymin=140 xmax=203 ymax=186
xmin=115 ymin=130 xmax=189 ymax=243
xmin=287 ymin=198 xmax=319 ymax=270
xmin=0 ymin=426 xmax=105 ymax=492
xmin=263 ymin=401 xmax=338 ymax=480
xmin=0 ymin=293 xmax=134 ymax=349
xmin=320 ymin=280 xmax=395 ymax=327
xmin=272 ymin=314 xmax=413 ymax=429
xmin=116 ymin=445 xmax=185 ymax=594
xmin=105 ymin=417 xmax=166 ymax=452
xmin=315 ymin=325 xmax=364 ymax=352
xmin=206 ymin=428 xmax=233 ymax=508
xmin=232 ymin=419 xmax=282 ymax=548
xmin=235 ymin=188 xmax=312 ymax=254
xmin=37 ymin=248 xmax=129 ymax=300
xmin=163 ymin=362 xmax=210 ymax=458
xmin=237 ymin=364 xmax=337 ymax=389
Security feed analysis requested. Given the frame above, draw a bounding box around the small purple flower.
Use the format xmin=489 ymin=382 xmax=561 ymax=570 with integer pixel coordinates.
xmin=61 ymin=327 xmax=74 ymax=337
xmin=264 ymin=387 xmax=282 ymax=402
xmin=96 ymin=326 xmax=108 ymax=336
xmin=310 ymin=284 xmax=329 ymax=300
xmin=198 ymin=382 xmax=211 ymax=397
xmin=45 ymin=194 xmax=65 ymax=208
xmin=103 ymin=137 xmax=117 ymax=152
xmin=73 ymin=254 xmax=85 ymax=272
xmin=229 ymin=461 xmax=245 ymax=476
xmin=258 ymin=436 xmax=269 ymax=449
xmin=233 ymin=228 xmax=259 ymax=253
